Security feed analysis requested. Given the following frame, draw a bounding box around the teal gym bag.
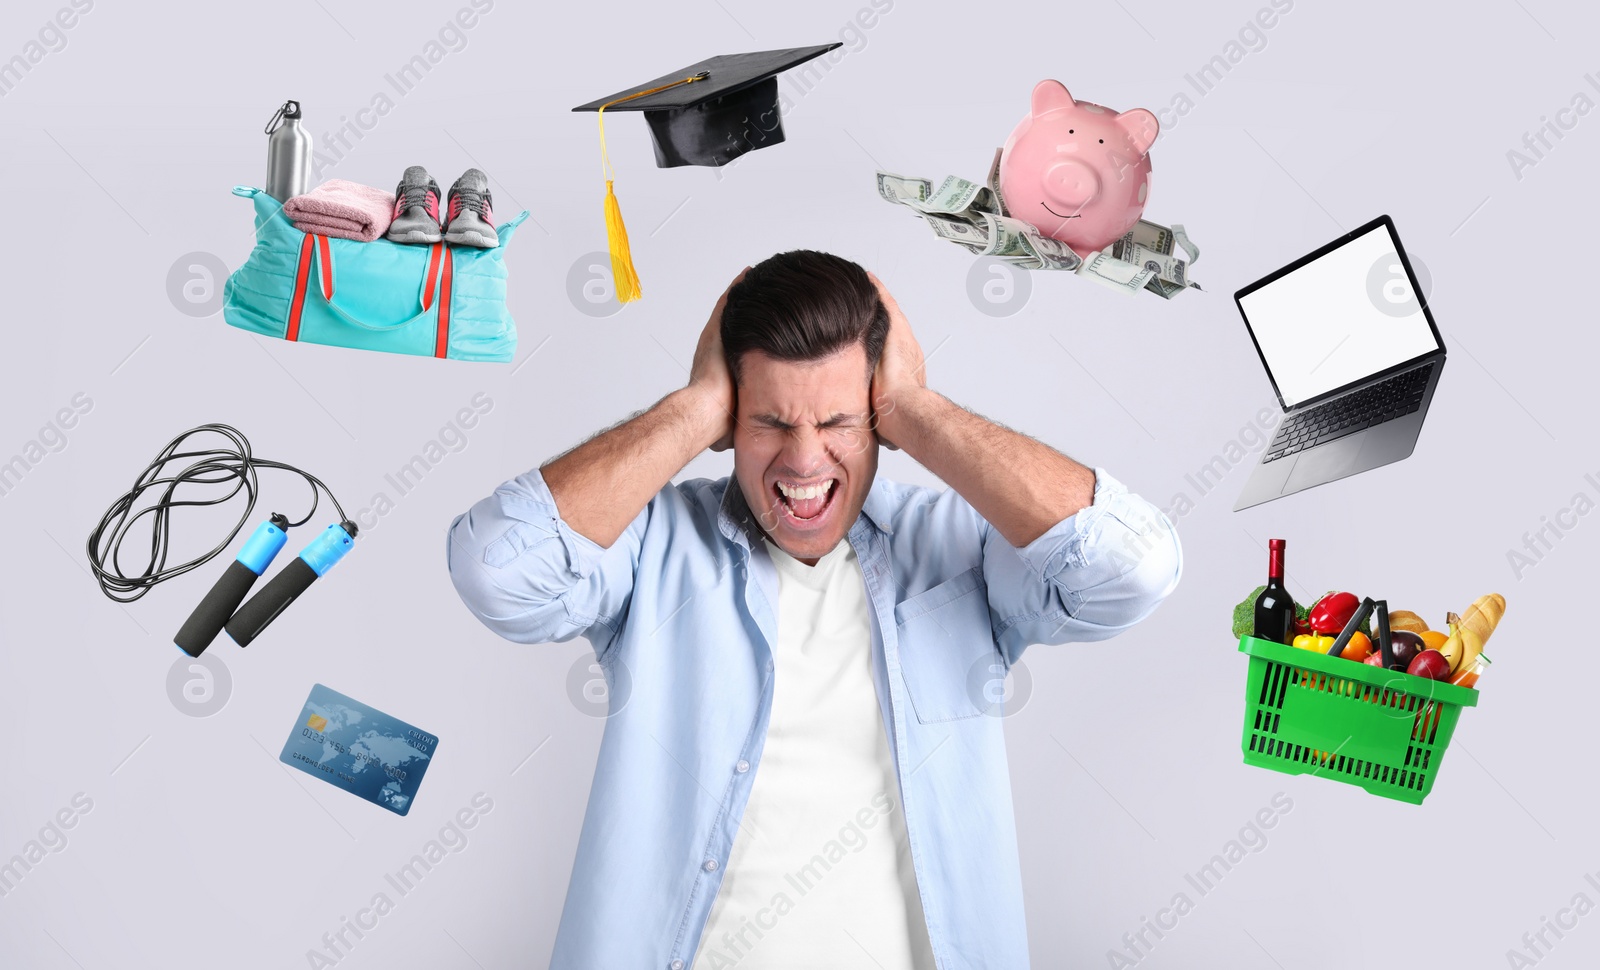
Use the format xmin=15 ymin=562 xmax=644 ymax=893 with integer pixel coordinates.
xmin=222 ymin=186 xmax=527 ymax=362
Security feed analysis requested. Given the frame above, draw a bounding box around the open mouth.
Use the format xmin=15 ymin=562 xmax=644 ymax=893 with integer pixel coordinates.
xmin=1040 ymin=203 xmax=1082 ymax=219
xmin=771 ymin=478 xmax=839 ymax=529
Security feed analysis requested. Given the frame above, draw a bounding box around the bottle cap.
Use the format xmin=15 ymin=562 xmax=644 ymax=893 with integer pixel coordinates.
xmin=265 ymin=100 xmax=302 ymax=134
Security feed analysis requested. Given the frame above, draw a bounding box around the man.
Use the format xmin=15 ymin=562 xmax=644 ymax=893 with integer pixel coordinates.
xmin=447 ymin=251 xmax=1182 ymax=969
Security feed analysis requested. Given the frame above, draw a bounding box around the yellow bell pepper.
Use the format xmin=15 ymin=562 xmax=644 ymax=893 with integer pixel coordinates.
xmin=1292 ymin=633 xmax=1334 ymax=653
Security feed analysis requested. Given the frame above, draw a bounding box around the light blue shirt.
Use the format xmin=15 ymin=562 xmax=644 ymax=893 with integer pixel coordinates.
xmin=446 ymin=464 xmax=1182 ymax=969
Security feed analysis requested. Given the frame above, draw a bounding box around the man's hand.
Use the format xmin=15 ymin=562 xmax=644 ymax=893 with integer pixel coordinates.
xmin=867 ymin=272 xmax=929 ymax=452
xmin=688 ymin=268 xmax=749 ymax=452
xmin=541 ymin=268 xmax=751 ymax=547
xmin=863 ymin=271 xmax=1095 ymax=546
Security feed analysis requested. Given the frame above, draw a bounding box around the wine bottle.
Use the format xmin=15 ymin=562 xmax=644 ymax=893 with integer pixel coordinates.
xmin=1253 ymin=538 xmax=1295 ymax=644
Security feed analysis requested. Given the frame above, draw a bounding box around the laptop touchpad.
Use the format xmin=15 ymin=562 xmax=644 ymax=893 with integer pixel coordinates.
xmin=1282 ymin=437 xmax=1364 ymax=493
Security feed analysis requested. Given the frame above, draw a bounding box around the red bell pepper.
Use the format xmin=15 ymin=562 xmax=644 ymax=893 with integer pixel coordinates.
xmin=1308 ymin=591 xmax=1360 ymax=635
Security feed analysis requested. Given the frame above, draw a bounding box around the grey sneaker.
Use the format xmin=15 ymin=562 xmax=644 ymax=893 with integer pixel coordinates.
xmin=387 ymin=165 xmax=443 ymax=244
xmin=442 ymin=168 xmax=498 ymax=248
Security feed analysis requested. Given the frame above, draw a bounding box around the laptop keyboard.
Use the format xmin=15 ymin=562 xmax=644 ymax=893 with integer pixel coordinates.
xmin=1264 ymin=363 xmax=1433 ymax=463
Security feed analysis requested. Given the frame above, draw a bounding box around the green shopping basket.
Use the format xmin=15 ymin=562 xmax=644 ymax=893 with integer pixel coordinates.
xmin=1238 ymin=635 xmax=1479 ymax=804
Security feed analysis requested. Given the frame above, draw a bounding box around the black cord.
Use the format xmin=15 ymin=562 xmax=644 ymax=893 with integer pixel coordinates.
xmin=86 ymin=424 xmax=350 ymax=604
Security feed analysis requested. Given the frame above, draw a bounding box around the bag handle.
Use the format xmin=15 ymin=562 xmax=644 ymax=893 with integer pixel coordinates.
xmin=433 ymin=246 xmax=455 ymax=359
xmin=304 ymin=236 xmax=447 ymax=332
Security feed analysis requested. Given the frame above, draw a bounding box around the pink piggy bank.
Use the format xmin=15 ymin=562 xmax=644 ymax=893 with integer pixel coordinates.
xmin=1000 ymin=80 xmax=1160 ymax=256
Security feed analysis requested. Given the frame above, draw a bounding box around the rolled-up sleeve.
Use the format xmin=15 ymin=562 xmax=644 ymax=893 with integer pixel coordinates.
xmin=984 ymin=468 xmax=1181 ymax=662
xmin=446 ymin=465 xmax=646 ymax=654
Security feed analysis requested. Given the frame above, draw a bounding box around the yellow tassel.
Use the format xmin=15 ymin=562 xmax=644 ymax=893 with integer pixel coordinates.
xmin=594 ymin=71 xmax=708 ymax=307
xmin=603 ymin=179 xmax=642 ymax=304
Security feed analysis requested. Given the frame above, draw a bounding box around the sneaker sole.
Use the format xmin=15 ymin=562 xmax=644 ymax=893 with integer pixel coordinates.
xmin=442 ymin=230 xmax=499 ymax=248
xmin=387 ymin=229 xmax=443 ymax=244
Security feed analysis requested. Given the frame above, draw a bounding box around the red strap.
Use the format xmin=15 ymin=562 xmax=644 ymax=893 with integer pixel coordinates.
xmin=315 ymin=235 xmax=333 ymax=300
xmin=422 ymin=244 xmax=443 ymax=311
xmin=286 ymin=234 xmax=316 ymax=341
xmin=434 ymin=247 xmax=454 ymax=358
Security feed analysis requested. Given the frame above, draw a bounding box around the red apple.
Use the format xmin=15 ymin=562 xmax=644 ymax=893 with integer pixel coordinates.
xmin=1406 ymin=649 xmax=1451 ymax=681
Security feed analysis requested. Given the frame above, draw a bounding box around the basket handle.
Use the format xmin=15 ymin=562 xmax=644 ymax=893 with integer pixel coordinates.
xmin=1326 ymin=596 xmax=1377 ymax=657
xmin=1374 ymin=600 xmax=1395 ymax=670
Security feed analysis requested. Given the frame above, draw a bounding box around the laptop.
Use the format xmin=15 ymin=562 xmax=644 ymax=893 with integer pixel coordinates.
xmin=1233 ymin=215 xmax=1445 ymax=511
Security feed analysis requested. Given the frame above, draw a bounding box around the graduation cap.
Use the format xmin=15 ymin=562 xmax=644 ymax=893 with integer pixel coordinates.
xmin=574 ymin=44 xmax=842 ymax=303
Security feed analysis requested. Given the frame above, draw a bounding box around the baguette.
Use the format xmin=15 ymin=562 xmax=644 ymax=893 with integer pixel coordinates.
xmin=1459 ymin=593 xmax=1506 ymax=647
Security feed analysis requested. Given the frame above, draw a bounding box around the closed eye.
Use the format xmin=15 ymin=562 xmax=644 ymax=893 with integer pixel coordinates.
xmin=753 ymin=412 xmax=863 ymax=432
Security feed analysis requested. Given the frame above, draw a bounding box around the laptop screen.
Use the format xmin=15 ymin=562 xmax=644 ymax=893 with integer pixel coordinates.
xmin=1237 ymin=221 xmax=1441 ymax=408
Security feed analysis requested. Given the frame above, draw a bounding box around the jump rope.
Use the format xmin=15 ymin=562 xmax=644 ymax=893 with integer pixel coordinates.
xmin=86 ymin=424 xmax=358 ymax=656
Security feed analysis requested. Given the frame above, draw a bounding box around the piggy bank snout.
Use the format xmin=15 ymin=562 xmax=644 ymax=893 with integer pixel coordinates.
xmin=1042 ymin=158 xmax=1101 ymax=208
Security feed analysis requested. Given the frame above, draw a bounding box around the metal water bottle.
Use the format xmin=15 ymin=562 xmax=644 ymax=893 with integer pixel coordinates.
xmin=264 ymin=100 xmax=312 ymax=203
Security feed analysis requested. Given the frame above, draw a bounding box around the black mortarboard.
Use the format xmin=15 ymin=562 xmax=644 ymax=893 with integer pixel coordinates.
xmin=573 ymin=44 xmax=842 ymax=304
xmin=573 ymin=45 xmax=842 ymax=168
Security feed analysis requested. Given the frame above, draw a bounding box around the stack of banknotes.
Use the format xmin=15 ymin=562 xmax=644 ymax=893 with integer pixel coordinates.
xmin=876 ymin=149 xmax=1201 ymax=299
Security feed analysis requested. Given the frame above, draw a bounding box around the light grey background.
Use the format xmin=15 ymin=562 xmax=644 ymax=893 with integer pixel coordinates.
xmin=1 ymin=0 xmax=1595 ymax=966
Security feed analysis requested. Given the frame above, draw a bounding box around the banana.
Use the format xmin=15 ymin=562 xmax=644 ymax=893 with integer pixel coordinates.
xmin=1436 ymin=623 xmax=1465 ymax=672
xmin=1460 ymin=593 xmax=1506 ymax=648
xmin=1443 ymin=611 xmax=1484 ymax=675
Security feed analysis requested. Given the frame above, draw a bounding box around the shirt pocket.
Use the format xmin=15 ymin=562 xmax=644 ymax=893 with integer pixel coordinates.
xmin=892 ymin=565 xmax=999 ymax=723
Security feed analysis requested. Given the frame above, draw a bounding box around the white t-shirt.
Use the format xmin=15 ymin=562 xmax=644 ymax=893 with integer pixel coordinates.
xmin=692 ymin=538 xmax=936 ymax=970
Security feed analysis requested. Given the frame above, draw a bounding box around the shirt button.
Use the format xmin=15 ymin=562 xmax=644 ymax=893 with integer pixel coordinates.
xmin=703 ymin=858 xmax=719 ymax=872
xmin=671 ymin=962 xmax=685 ymax=970
xmin=735 ymin=759 xmax=750 ymax=773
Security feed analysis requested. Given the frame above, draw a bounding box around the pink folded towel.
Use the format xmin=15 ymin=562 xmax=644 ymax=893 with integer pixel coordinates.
xmin=283 ymin=179 xmax=396 ymax=242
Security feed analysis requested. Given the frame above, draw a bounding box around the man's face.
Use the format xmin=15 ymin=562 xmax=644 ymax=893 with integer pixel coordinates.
xmin=733 ymin=345 xmax=879 ymax=566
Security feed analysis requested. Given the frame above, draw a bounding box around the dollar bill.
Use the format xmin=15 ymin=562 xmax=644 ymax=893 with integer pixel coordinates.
xmin=976 ymin=212 xmax=1032 ymax=259
xmin=926 ymin=213 xmax=988 ymax=248
xmin=924 ymin=175 xmax=991 ymax=215
xmin=987 ymin=146 xmax=1008 ymax=219
xmin=1171 ymin=223 xmax=1199 ymax=264
xmin=1116 ymin=241 xmax=1187 ymax=287
xmin=1144 ymin=278 xmax=1191 ymax=300
xmin=1022 ymin=231 xmax=1083 ymax=272
xmin=1117 ymin=220 xmax=1175 ymax=256
xmin=1091 ymin=244 xmax=1200 ymax=298
xmin=876 ymin=172 xmax=932 ymax=205
xmin=1077 ymin=250 xmax=1159 ymax=295
xmin=1109 ymin=219 xmax=1203 ymax=292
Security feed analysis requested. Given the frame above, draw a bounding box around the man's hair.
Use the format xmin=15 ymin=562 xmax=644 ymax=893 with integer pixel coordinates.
xmin=721 ymin=250 xmax=889 ymax=386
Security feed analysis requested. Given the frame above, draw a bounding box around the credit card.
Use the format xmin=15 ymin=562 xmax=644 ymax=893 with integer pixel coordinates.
xmin=279 ymin=684 xmax=439 ymax=816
